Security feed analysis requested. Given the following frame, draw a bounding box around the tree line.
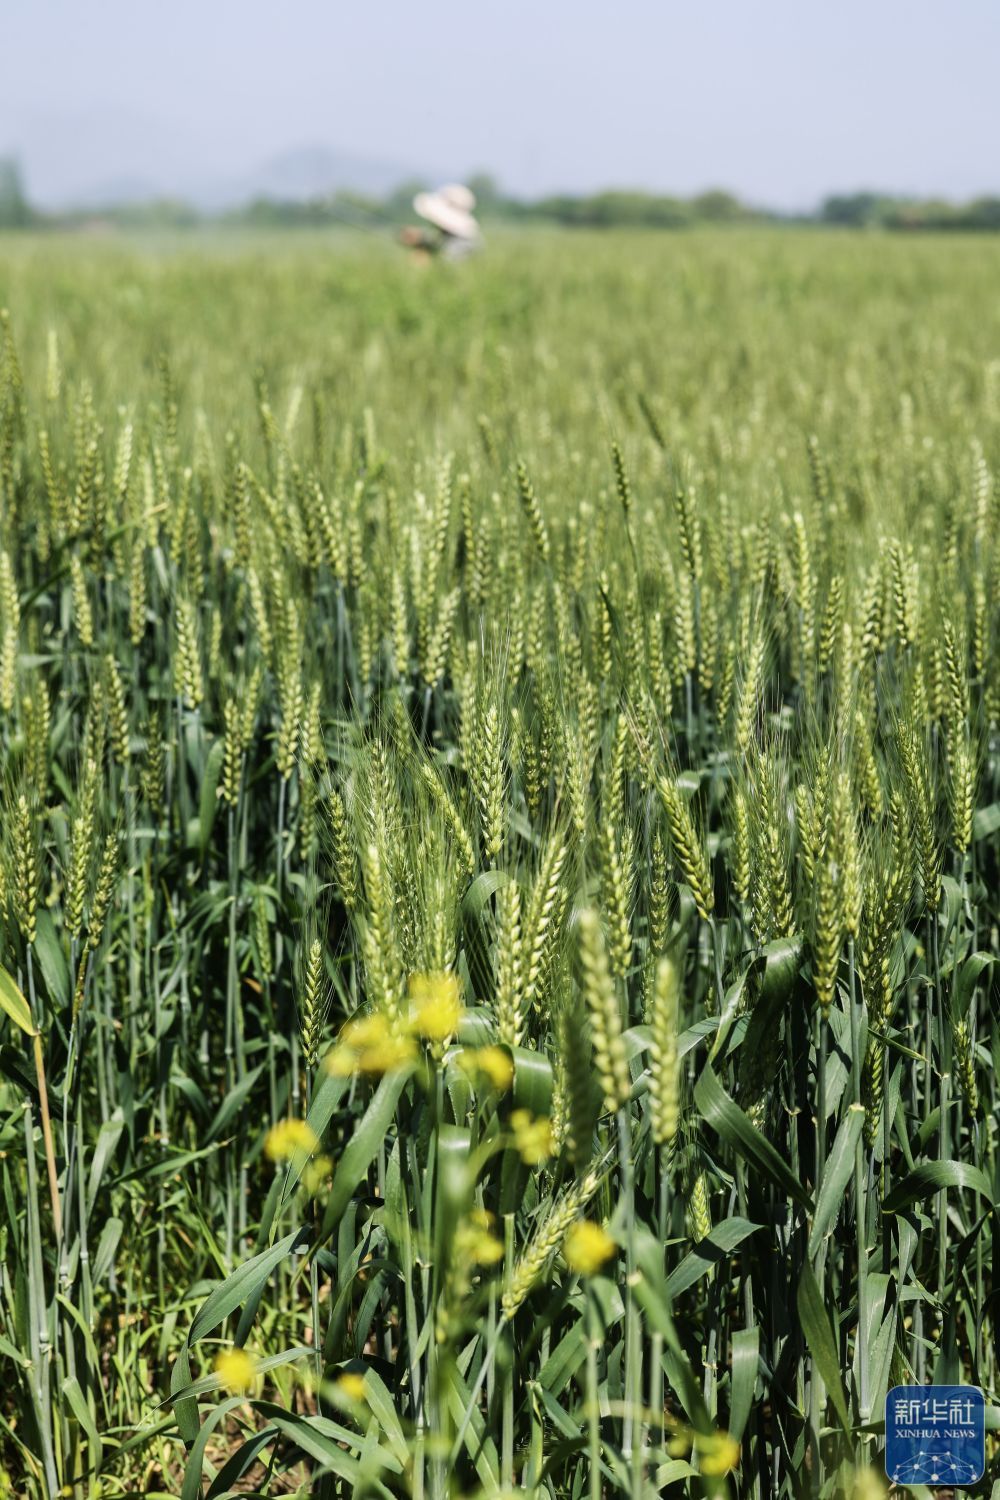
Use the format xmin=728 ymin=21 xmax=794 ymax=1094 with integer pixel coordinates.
xmin=2 ymin=156 xmax=1000 ymax=232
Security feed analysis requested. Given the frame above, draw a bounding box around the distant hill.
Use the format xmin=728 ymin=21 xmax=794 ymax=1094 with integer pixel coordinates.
xmin=4 ymin=107 xmax=428 ymax=211
xmin=213 ymin=145 xmax=421 ymax=210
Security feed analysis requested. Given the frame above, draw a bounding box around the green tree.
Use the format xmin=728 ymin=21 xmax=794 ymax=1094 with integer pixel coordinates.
xmin=691 ymin=189 xmax=746 ymax=221
xmin=0 ymin=157 xmax=31 ymax=228
xmin=819 ymin=192 xmax=890 ymax=227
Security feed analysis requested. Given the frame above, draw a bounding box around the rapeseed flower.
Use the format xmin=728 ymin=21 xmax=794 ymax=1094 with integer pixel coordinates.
xmin=334 ymin=1371 xmax=367 ymax=1403
xmin=325 ymin=1013 xmax=416 ymax=1076
xmin=264 ymin=1118 xmax=319 ymax=1162
xmin=302 ymin=1153 xmax=333 ymax=1195
xmin=408 ymin=970 xmax=462 ymax=1042
xmin=455 ymin=1207 xmax=504 ymax=1265
xmin=696 ymin=1430 xmax=741 ymax=1476
xmin=510 ymin=1108 xmax=552 ymax=1164
xmin=215 ymin=1346 xmax=259 ymax=1395
xmin=563 ymin=1220 xmax=616 ymax=1276
xmin=457 ymin=1045 xmax=514 ymax=1092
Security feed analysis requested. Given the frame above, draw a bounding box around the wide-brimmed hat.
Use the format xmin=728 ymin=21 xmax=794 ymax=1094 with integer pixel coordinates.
xmin=413 ymin=183 xmax=480 ymax=239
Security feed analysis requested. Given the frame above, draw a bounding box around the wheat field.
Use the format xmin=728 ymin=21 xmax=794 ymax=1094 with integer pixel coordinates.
xmin=1 ymin=228 xmax=999 ymax=1498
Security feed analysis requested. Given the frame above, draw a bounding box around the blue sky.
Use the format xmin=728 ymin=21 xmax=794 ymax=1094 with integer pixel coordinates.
xmin=3 ymin=0 xmax=999 ymax=207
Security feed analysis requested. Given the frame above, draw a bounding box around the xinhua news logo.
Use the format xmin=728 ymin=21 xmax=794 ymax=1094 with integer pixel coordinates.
xmin=885 ymin=1385 xmax=985 ymax=1486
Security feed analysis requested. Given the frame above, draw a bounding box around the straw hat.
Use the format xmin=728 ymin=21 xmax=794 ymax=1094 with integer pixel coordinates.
xmin=413 ymin=183 xmax=480 ymax=239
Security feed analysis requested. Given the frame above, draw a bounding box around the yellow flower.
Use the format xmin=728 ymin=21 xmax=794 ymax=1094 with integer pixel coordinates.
xmin=696 ymin=1431 xmax=740 ymax=1477
xmin=457 ymin=1045 xmax=514 ymax=1092
xmin=302 ymin=1154 xmax=333 ymax=1195
xmin=334 ymin=1371 xmax=367 ymax=1403
xmin=215 ymin=1347 xmax=259 ymax=1395
xmin=408 ymin=971 xmax=462 ymax=1041
xmin=455 ymin=1207 xmax=504 ymax=1265
xmin=264 ymin=1118 xmax=319 ymax=1162
xmin=325 ymin=1013 xmax=416 ymax=1076
xmin=563 ymin=1220 xmax=616 ymax=1276
xmin=346 ymin=1014 xmax=393 ymax=1048
xmin=357 ymin=1035 xmax=416 ymax=1073
xmin=510 ymin=1108 xmax=552 ymax=1165
xmin=326 ymin=1046 xmax=358 ymax=1077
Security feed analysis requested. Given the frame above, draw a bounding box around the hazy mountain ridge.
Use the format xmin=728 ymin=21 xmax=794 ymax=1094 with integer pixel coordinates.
xmin=2 ymin=108 xmax=429 ymax=209
xmin=221 ymin=145 xmax=422 ymax=207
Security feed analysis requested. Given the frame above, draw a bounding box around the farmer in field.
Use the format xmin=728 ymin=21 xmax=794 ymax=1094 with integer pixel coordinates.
xmin=400 ymin=182 xmax=482 ymax=260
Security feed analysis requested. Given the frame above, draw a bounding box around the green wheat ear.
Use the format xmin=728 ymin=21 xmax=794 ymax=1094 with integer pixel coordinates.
xmin=812 ymin=854 xmax=842 ymax=1011
xmin=658 ymin=775 xmax=714 ymax=922
xmin=515 ymin=458 xmax=551 ymax=562
xmin=104 ymin=656 xmax=130 ymax=765
xmin=687 ymin=1169 xmax=712 ymax=1242
xmin=648 ymin=825 xmax=672 ymax=954
xmin=328 ymin=786 xmax=360 ymax=912
xmin=141 ymin=712 xmax=165 ymax=809
xmin=502 ymin=1167 xmax=603 ymax=1320
xmin=11 ymin=791 xmax=39 ymax=945
xmin=69 ymin=554 xmax=94 ymax=649
xmin=471 ymin=694 xmax=508 ymax=863
xmin=299 ymin=939 xmax=324 ymax=1070
xmin=610 ymin=440 xmax=632 ymax=521
xmin=174 ymin=595 xmax=203 ymax=709
xmin=598 ymin=821 xmax=632 ymax=980
xmin=649 ymin=957 xmax=680 ymax=1145
xmin=87 ymin=835 xmax=119 ymax=953
xmin=495 ymin=879 xmax=525 ymax=1048
xmin=522 ymin=829 xmax=568 ymax=1010
xmin=22 ymin=676 xmax=51 ymax=802
xmin=577 ymin=907 xmax=630 ymax=1117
